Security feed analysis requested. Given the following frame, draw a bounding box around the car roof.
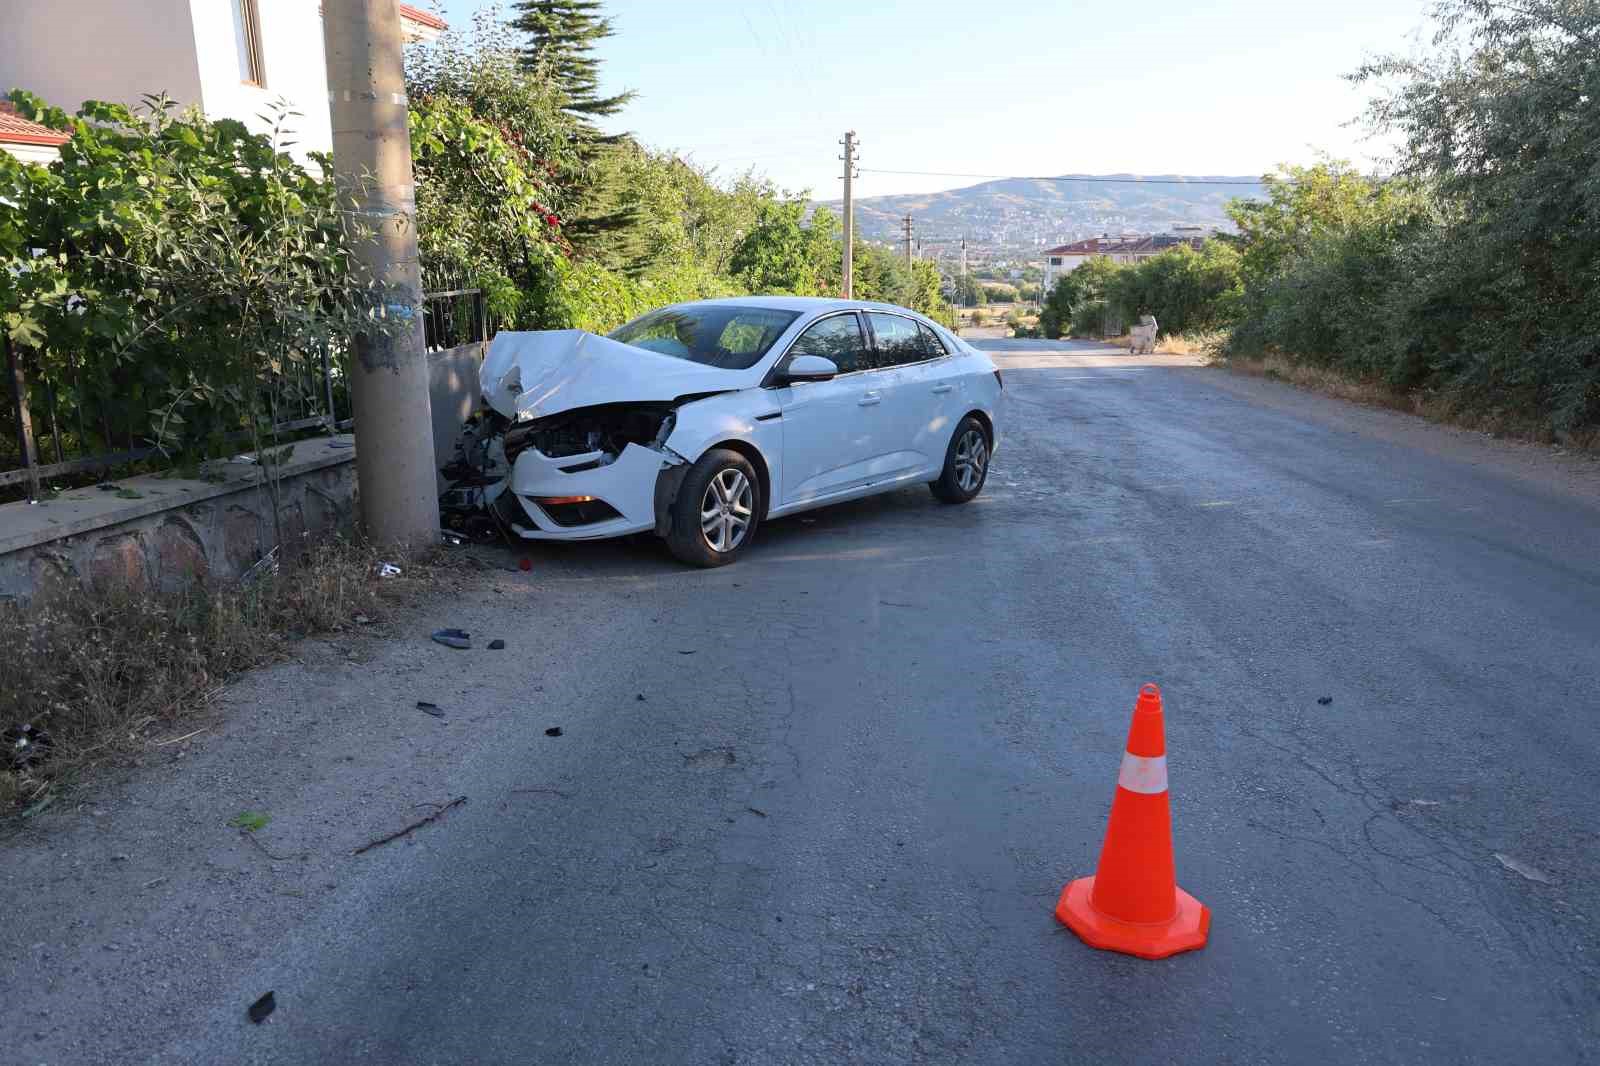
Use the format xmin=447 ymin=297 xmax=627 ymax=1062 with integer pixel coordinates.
xmin=668 ymin=295 xmax=925 ymax=316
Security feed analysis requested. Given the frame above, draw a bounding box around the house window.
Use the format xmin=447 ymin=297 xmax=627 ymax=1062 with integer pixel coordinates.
xmin=1048 ymin=256 xmax=1062 ymax=266
xmin=234 ymin=0 xmax=266 ymax=86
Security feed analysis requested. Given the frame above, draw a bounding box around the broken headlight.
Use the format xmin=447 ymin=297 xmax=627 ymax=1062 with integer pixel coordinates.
xmin=502 ymin=403 xmax=676 ymax=463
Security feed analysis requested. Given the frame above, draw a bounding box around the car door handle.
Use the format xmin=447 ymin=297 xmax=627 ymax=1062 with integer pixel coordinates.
xmin=858 ymin=392 xmax=881 ymax=406
xmin=931 ymin=384 xmax=954 ymax=394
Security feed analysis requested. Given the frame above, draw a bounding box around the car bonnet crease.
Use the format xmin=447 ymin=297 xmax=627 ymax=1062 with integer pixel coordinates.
xmin=478 ymin=330 xmax=745 ymax=421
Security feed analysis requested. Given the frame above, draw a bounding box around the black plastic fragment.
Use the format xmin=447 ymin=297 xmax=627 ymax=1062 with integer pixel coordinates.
xmin=248 ymin=991 xmax=275 ymax=1024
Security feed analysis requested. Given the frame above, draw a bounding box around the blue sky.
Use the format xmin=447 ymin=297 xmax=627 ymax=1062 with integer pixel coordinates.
xmin=430 ymin=0 xmax=1434 ymax=198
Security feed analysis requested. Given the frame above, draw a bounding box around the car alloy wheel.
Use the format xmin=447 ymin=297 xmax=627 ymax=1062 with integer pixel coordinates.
xmin=954 ymin=428 xmax=988 ymax=493
xmin=700 ymin=467 xmax=754 ymax=552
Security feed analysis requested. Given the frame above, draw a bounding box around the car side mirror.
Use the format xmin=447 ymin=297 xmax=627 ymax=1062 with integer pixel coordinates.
xmin=782 ymin=355 xmax=838 ymax=383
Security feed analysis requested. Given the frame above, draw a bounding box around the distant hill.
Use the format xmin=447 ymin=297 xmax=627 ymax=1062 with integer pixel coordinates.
xmin=818 ymin=175 xmax=1266 ymax=256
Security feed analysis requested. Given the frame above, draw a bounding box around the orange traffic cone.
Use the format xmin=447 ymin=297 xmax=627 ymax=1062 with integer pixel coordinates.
xmin=1056 ymin=683 xmax=1210 ymax=959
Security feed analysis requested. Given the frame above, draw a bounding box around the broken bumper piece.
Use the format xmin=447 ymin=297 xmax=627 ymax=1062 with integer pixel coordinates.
xmin=497 ymin=442 xmax=678 ymax=540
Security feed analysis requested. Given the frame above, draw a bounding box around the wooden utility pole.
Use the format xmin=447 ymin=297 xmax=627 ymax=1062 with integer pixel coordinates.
xmin=902 ymin=214 xmax=914 ymax=265
xmin=322 ymin=0 xmax=438 ymax=550
xmin=840 ymin=131 xmax=857 ymax=299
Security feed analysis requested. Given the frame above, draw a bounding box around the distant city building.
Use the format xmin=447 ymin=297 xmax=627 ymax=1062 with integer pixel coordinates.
xmin=1041 ymin=229 xmax=1211 ymax=291
xmin=0 ymin=1 xmax=447 ymax=166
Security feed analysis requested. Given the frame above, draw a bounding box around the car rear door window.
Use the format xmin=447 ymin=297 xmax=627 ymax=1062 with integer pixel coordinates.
xmin=917 ymin=323 xmax=948 ymax=358
xmin=866 ymin=313 xmax=925 ymax=368
xmin=790 ymin=313 xmax=867 ymax=374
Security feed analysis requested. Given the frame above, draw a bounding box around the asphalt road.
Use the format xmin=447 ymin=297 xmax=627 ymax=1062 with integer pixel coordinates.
xmin=6 ymin=340 xmax=1599 ymax=1064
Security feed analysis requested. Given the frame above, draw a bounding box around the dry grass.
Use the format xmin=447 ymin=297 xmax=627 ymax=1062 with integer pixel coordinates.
xmin=0 ymin=536 xmax=461 ymax=814
xmin=1223 ymin=354 xmax=1600 ymax=452
xmin=1155 ymin=332 xmax=1228 ymax=357
xmin=1225 ymin=354 xmax=1415 ymax=411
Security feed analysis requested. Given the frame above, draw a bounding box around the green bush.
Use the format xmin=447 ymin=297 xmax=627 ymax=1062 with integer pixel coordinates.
xmin=1230 ymin=1 xmax=1600 ymax=435
xmin=0 ymin=92 xmax=384 ymax=460
xmin=1107 ymin=241 xmax=1243 ymax=336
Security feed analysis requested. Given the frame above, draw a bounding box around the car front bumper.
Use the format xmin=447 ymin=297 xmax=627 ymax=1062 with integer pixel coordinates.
xmin=495 ymin=442 xmax=677 ymax=541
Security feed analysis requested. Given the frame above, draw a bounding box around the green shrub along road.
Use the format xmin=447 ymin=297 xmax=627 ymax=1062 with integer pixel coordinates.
xmin=1037 ymin=0 xmax=1600 ymax=441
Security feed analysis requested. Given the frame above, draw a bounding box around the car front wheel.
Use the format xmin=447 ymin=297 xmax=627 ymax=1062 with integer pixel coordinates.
xmin=666 ymin=448 xmax=761 ymax=567
xmin=930 ymin=416 xmax=990 ymax=503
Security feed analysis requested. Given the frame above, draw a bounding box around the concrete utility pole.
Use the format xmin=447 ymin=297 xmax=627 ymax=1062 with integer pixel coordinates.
xmin=902 ymin=214 xmax=914 ymax=265
xmin=322 ymin=0 xmax=438 ymax=550
xmin=840 ymin=131 xmax=857 ymax=299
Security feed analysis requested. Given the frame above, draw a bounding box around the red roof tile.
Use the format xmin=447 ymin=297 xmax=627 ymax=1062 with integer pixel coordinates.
xmin=398 ymin=4 xmax=448 ymax=30
xmin=1045 ymin=234 xmax=1205 ymax=257
xmin=0 ymin=101 xmax=70 ymax=147
xmin=1044 ymin=238 xmax=1107 ymax=255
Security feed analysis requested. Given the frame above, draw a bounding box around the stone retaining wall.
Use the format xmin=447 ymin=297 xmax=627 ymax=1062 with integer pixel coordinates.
xmin=0 ymin=437 xmax=358 ymax=601
xmin=0 ymin=340 xmax=486 ymax=602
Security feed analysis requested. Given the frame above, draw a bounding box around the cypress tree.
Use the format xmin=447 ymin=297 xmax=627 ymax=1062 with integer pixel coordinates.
xmin=511 ymin=0 xmax=634 ymax=125
xmin=510 ymin=0 xmax=645 ymax=270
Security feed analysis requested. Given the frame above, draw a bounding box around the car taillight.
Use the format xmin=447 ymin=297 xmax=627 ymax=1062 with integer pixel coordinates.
xmin=993 ymin=369 xmax=1004 ymax=389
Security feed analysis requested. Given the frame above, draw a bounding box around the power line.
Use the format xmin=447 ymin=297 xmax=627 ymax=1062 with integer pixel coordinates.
xmin=857 ymin=168 xmax=1272 ymax=186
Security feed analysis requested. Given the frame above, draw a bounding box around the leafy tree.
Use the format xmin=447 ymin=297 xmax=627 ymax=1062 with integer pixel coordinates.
xmin=848 ymin=243 xmax=952 ymax=323
xmin=729 ymin=198 xmax=840 ymax=295
xmin=405 ymin=9 xmax=579 ymax=318
xmin=1225 ymin=161 xmax=1419 ymax=286
xmin=1223 ymin=163 xmax=1429 ymax=380
xmin=406 ymin=9 xmax=580 ymax=182
xmin=1349 ymin=0 xmax=1600 ymax=428
xmin=909 ymin=260 xmax=947 ymax=321
xmin=1038 ymin=257 xmax=1121 ymax=338
xmin=536 ymin=255 xmax=739 ymax=333
xmin=408 ymin=95 xmax=566 ymax=324
xmin=1106 ymin=241 xmax=1243 ymax=336
xmin=407 ymin=10 xmax=777 ymax=295
xmin=1189 ymin=0 xmax=1600 ymax=433
xmin=805 ymin=207 xmax=843 ymax=296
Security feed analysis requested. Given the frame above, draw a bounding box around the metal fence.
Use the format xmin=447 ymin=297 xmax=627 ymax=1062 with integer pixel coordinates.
xmin=422 ymin=285 xmax=492 ymax=352
xmin=2 ymin=287 xmax=488 ymax=502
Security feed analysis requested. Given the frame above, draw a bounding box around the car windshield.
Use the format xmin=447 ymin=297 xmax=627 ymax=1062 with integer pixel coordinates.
xmin=607 ymin=306 xmax=801 ymax=370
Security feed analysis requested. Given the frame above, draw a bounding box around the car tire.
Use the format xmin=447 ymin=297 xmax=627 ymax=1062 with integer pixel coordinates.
xmin=930 ymin=416 xmax=990 ymax=504
xmin=666 ymin=448 xmax=762 ymax=567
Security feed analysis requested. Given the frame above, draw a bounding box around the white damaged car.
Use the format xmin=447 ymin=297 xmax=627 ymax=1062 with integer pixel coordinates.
xmin=441 ymin=297 xmax=1003 ymax=567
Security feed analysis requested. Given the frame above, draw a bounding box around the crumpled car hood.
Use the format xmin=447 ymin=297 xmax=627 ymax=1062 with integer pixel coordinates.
xmin=479 ymin=330 xmax=740 ymax=421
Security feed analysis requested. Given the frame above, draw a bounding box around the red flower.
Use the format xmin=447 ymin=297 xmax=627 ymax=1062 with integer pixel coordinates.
xmin=545 ymin=214 xmax=559 ymax=226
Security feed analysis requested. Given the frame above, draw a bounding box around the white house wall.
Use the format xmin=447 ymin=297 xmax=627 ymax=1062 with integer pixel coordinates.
xmin=0 ymin=141 xmax=61 ymax=166
xmin=189 ymin=0 xmax=333 ymax=163
xmin=1042 ymin=255 xmax=1089 ymax=291
xmin=0 ymin=0 xmax=203 ymax=117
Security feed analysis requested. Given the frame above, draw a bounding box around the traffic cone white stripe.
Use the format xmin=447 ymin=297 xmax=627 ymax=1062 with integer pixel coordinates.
xmin=1116 ymin=753 xmax=1168 ymax=795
